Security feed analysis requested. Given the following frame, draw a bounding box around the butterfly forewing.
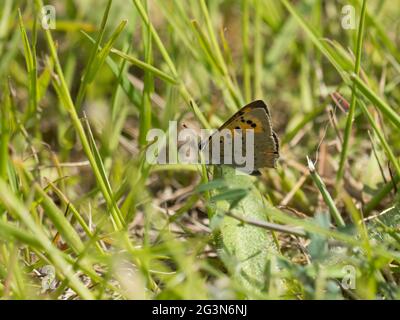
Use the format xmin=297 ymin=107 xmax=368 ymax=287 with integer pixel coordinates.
xmin=204 ymin=100 xmax=279 ymax=174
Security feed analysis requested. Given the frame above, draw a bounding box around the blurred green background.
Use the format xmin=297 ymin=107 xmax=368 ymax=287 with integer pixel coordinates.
xmin=0 ymin=0 xmax=399 ymax=300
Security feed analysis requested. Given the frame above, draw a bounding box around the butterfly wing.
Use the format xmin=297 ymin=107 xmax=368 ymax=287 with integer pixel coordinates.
xmin=204 ymin=100 xmax=280 ymax=173
xmin=219 ymin=100 xmax=272 ymax=133
xmin=222 ymin=100 xmax=279 ymax=168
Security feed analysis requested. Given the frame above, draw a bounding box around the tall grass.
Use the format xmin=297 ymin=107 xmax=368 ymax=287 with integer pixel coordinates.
xmin=0 ymin=0 xmax=399 ymax=300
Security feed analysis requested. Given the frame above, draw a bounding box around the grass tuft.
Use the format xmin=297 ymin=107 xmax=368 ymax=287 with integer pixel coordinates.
xmin=0 ymin=0 xmax=399 ymax=300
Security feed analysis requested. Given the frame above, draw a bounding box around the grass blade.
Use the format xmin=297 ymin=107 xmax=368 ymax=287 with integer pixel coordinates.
xmin=337 ymin=0 xmax=368 ymax=183
xmin=307 ymin=157 xmax=345 ymax=228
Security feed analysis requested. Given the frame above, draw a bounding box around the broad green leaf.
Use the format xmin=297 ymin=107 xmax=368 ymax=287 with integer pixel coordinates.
xmin=209 ymin=165 xmax=279 ymax=297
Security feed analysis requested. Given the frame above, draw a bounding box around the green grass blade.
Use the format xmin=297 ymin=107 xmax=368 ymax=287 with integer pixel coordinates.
xmin=80 ymin=31 xmax=142 ymax=107
xmin=359 ymin=101 xmax=400 ymax=177
xmin=0 ymin=179 xmax=94 ymax=299
xmin=34 ymin=184 xmax=85 ymax=254
xmin=337 ymin=0 xmax=367 ymax=183
xmin=18 ymin=9 xmax=38 ymax=119
xmin=351 ymin=73 xmax=400 ymax=129
xmin=139 ymin=0 xmax=153 ymax=147
xmin=36 ymin=0 xmax=125 ymax=231
xmin=82 ymin=116 xmax=125 ymax=228
xmin=110 ymin=48 xmax=178 ymax=85
xmin=307 ymin=157 xmax=345 ymax=228
xmin=75 ymin=0 xmax=112 ymax=110
xmin=85 ymin=19 xmax=127 ymax=83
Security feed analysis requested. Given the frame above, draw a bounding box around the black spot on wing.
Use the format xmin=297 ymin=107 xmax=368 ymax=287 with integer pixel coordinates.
xmin=218 ymin=100 xmax=271 ymax=131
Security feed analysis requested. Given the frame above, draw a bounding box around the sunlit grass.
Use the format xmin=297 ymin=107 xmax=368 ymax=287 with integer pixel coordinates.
xmin=0 ymin=0 xmax=399 ymax=300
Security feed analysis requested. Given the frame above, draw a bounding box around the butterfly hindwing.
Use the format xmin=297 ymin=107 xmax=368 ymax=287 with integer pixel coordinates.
xmin=204 ymin=100 xmax=279 ymax=174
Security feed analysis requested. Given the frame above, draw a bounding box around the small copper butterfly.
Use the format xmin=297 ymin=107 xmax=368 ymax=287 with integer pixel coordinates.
xmin=201 ymin=100 xmax=279 ymax=175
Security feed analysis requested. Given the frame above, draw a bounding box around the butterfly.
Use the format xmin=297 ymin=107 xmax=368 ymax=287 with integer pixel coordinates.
xmin=200 ymin=100 xmax=279 ymax=175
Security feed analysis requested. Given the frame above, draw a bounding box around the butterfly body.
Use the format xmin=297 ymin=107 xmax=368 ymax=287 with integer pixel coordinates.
xmin=202 ymin=100 xmax=279 ymax=175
